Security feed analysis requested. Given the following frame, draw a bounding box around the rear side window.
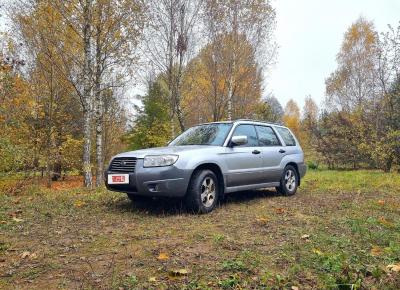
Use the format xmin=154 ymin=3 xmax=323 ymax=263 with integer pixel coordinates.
xmin=232 ymin=125 xmax=258 ymax=146
xmin=275 ymin=127 xmax=296 ymax=146
xmin=255 ymin=126 xmax=281 ymax=146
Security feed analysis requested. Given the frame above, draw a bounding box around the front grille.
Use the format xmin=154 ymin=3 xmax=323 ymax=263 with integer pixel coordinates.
xmin=109 ymin=157 xmax=137 ymax=172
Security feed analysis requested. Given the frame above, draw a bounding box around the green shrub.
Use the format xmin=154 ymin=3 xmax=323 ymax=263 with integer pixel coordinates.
xmin=307 ymin=160 xmax=319 ymax=170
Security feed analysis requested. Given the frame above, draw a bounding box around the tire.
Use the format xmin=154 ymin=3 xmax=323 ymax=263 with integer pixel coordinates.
xmin=185 ymin=169 xmax=219 ymax=214
xmin=276 ymin=165 xmax=298 ymax=196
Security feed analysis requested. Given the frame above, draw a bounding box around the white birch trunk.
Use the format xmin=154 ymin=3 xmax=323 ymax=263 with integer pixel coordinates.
xmin=227 ymin=74 xmax=233 ymax=121
xmin=82 ymin=0 xmax=93 ymax=188
xmin=94 ymin=4 xmax=104 ymax=187
xmin=95 ymin=86 xmax=103 ymax=187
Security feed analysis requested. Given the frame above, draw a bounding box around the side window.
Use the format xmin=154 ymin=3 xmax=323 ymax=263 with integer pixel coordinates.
xmin=275 ymin=127 xmax=296 ymax=146
xmin=255 ymin=126 xmax=281 ymax=146
xmin=231 ymin=125 xmax=258 ymax=147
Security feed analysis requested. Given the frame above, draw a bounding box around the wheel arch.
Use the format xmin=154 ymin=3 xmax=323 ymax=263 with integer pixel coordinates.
xmin=190 ymin=163 xmax=225 ymax=196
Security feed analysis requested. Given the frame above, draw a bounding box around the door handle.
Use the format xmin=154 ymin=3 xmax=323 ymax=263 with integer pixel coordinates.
xmin=279 ymin=149 xmax=286 ymax=153
xmin=252 ymin=150 xmax=261 ymax=154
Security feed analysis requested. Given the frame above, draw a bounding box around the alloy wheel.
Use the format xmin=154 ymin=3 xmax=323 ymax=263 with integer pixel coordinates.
xmin=285 ymin=169 xmax=296 ymax=192
xmin=200 ymin=177 xmax=216 ymax=207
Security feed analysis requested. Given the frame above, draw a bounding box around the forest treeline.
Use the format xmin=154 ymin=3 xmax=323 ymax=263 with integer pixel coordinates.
xmin=0 ymin=0 xmax=399 ymax=188
xmin=128 ymin=17 xmax=400 ymax=172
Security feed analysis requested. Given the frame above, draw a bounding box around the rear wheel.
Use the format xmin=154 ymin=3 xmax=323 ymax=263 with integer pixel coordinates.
xmin=185 ymin=169 xmax=219 ymax=214
xmin=276 ymin=165 xmax=298 ymax=196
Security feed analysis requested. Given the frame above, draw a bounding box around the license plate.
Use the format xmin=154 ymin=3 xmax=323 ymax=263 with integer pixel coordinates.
xmin=108 ymin=174 xmax=129 ymax=184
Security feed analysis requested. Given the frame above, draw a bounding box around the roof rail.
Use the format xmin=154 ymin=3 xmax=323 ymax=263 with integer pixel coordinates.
xmin=234 ymin=119 xmax=284 ymax=126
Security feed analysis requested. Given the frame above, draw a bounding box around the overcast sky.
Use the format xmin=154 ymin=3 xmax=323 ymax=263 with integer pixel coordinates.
xmin=269 ymin=0 xmax=400 ymax=110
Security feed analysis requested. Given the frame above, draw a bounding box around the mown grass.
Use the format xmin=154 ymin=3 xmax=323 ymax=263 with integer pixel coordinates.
xmin=0 ymin=170 xmax=399 ymax=289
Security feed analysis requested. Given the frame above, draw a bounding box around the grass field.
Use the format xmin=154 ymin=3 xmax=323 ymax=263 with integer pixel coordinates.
xmin=0 ymin=170 xmax=399 ymax=289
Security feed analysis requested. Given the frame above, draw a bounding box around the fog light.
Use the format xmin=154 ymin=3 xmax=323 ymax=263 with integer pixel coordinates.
xmin=148 ymin=183 xmax=158 ymax=192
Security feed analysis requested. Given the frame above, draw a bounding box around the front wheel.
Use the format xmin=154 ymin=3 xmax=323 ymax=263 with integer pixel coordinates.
xmin=276 ymin=165 xmax=298 ymax=196
xmin=185 ymin=169 xmax=219 ymax=214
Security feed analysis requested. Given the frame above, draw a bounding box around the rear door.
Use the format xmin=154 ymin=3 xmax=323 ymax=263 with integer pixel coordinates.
xmin=223 ymin=124 xmax=264 ymax=187
xmin=255 ymin=125 xmax=285 ymax=182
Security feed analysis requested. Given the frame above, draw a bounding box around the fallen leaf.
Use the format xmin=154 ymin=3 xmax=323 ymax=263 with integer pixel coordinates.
xmin=21 ymin=251 xmax=37 ymax=259
xmin=301 ymin=234 xmax=310 ymax=240
xmin=157 ymin=252 xmax=169 ymax=261
xmin=378 ymin=216 xmax=394 ymax=228
xmin=12 ymin=217 xmax=24 ymax=223
xmin=21 ymin=251 xmax=31 ymax=259
xmin=8 ymin=210 xmax=22 ymax=218
xmin=370 ymin=245 xmax=383 ymax=257
xmin=312 ymin=248 xmax=323 ymax=256
xmin=255 ymin=216 xmax=269 ymax=224
xmin=169 ymin=268 xmax=189 ymax=277
xmin=74 ymin=200 xmax=86 ymax=208
xmin=386 ymin=264 xmax=400 ymax=272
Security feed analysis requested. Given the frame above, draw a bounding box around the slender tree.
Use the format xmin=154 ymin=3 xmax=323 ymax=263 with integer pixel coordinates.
xmin=203 ymin=0 xmax=276 ymax=120
xmin=143 ymin=0 xmax=203 ymax=134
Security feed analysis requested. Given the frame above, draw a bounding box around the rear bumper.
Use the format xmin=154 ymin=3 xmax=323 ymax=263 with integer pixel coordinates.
xmin=105 ymin=159 xmax=191 ymax=197
xmin=298 ymin=163 xmax=307 ymax=178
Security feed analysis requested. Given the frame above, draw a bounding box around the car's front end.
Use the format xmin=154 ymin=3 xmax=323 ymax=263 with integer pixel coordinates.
xmin=105 ymin=123 xmax=232 ymax=198
xmin=105 ymin=151 xmax=192 ymax=197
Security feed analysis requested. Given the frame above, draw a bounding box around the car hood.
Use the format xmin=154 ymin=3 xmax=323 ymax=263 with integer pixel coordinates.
xmin=113 ymin=145 xmax=221 ymax=159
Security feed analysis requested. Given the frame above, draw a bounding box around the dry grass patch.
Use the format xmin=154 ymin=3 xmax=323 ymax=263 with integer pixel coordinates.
xmin=0 ymin=170 xmax=399 ymax=289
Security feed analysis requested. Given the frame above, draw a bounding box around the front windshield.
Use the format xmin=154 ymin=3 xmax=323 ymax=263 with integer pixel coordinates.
xmin=169 ymin=123 xmax=232 ymax=146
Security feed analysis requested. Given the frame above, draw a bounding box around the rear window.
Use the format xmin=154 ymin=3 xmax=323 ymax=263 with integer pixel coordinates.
xmin=255 ymin=126 xmax=281 ymax=146
xmin=275 ymin=127 xmax=296 ymax=146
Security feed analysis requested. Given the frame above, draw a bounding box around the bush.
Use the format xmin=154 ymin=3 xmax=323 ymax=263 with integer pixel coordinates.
xmin=307 ymin=161 xmax=319 ymax=170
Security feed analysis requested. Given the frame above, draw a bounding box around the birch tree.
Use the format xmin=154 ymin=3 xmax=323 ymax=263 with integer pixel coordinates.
xmin=143 ymin=0 xmax=203 ymax=133
xmin=182 ymin=35 xmax=262 ymax=124
xmin=203 ymin=0 xmax=276 ymax=120
xmin=12 ymin=0 xmax=144 ymax=187
xmin=91 ymin=0 xmax=144 ymax=186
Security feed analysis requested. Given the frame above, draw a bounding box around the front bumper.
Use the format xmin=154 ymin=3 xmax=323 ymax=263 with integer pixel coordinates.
xmin=105 ymin=159 xmax=191 ymax=197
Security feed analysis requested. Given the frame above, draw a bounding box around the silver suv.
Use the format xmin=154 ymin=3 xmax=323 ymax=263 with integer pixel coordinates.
xmin=105 ymin=120 xmax=306 ymax=213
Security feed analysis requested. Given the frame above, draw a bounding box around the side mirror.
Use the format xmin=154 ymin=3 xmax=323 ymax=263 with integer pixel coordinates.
xmin=231 ymin=135 xmax=248 ymax=146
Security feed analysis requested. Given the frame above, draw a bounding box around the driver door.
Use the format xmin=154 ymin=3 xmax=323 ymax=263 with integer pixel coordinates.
xmin=223 ymin=124 xmax=264 ymax=187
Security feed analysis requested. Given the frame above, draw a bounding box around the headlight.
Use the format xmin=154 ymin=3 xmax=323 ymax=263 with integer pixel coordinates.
xmin=143 ymin=155 xmax=179 ymax=167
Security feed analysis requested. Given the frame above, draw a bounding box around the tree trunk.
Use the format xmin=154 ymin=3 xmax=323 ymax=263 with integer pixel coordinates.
xmin=94 ymin=4 xmax=104 ymax=187
xmin=46 ymin=60 xmax=55 ymax=188
xmin=176 ymin=100 xmax=185 ymax=132
xmin=82 ymin=107 xmax=92 ymax=187
xmin=384 ymin=157 xmax=393 ymax=172
xmin=52 ymin=132 xmax=62 ymax=181
xmin=82 ymin=0 xmax=93 ymax=188
xmin=95 ymin=89 xmax=103 ymax=187
xmin=227 ymin=54 xmax=236 ymax=121
xmin=227 ymin=75 xmax=233 ymax=121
